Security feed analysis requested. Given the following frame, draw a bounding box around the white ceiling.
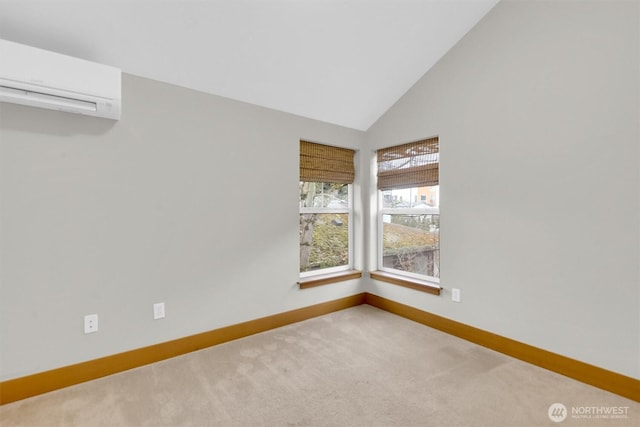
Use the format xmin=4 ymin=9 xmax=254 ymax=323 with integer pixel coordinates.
xmin=0 ymin=0 xmax=499 ymax=130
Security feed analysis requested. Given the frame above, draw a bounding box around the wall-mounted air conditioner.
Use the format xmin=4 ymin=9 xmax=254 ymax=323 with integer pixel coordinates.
xmin=0 ymin=39 xmax=121 ymax=120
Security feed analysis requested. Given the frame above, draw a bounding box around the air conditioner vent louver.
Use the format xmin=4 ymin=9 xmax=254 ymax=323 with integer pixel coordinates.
xmin=0 ymin=39 xmax=121 ymax=120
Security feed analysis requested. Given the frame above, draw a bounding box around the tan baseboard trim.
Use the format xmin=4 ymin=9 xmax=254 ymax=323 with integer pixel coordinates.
xmin=3 ymin=291 xmax=637 ymax=404
xmin=364 ymin=292 xmax=640 ymax=402
xmin=0 ymin=293 xmax=366 ymax=405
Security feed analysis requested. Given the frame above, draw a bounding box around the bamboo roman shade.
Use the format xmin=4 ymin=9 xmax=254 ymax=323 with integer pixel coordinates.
xmin=377 ymin=137 xmax=439 ymax=190
xmin=300 ymin=140 xmax=355 ymax=184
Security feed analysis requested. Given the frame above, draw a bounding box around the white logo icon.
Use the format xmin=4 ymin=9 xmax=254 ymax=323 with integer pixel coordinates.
xmin=548 ymin=403 xmax=568 ymax=423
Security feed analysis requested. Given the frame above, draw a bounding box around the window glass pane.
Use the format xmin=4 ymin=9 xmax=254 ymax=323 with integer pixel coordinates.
xmin=300 ymin=182 xmax=349 ymax=208
xmin=382 ymin=214 xmax=439 ymax=278
xmin=300 ymin=213 xmax=349 ymax=272
xmin=382 ymin=185 xmax=439 ymax=209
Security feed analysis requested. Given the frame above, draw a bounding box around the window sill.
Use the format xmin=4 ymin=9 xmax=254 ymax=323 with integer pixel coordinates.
xmin=299 ymin=270 xmax=362 ymax=289
xmin=369 ymin=271 xmax=441 ymax=296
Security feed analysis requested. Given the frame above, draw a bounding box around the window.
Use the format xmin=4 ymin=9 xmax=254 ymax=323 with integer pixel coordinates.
xmin=377 ymin=137 xmax=439 ymax=282
xmin=299 ymin=141 xmax=355 ymax=277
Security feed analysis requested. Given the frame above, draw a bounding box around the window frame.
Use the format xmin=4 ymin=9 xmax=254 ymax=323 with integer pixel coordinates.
xmin=377 ymin=188 xmax=440 ymax=284
xmin=299 ymin=182 xmax=354 ymax=278
xmin=374 ymin=136 xmax=440 ymax=285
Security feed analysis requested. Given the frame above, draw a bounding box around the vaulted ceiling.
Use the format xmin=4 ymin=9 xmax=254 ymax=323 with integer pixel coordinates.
xmin=0 ymin=0 xmax=499 ymax=130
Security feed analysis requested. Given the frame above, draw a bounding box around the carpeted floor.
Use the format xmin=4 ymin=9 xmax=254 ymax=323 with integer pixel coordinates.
xmin=1 ymin=305 xmax=638 ymax=426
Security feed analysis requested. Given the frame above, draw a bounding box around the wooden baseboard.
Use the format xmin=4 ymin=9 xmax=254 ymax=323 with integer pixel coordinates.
xmin=2 ymin=291 xmax=637 ymax=404
xmin=364 ymin=293 xmax=640 ymax=402
xmin=0 ymin=293 xmax=366 ymax=405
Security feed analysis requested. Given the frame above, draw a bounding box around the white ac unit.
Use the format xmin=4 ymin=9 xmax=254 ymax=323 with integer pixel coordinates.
xmin=0 ymin=39 xmax=121 ymax=120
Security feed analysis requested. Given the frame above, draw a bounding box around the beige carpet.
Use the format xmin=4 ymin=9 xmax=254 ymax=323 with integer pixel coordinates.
xmin=1 ymin=305 xmax=638 ymax=426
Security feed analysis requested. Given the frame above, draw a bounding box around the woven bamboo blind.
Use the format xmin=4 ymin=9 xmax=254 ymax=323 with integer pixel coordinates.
xmin=300 ymin=140 xmax=355 ymax=184
xmin=377 ymin=137 xmax=439 ymax=190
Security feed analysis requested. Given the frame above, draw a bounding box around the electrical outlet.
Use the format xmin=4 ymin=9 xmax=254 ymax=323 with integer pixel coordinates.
xmin=452 ymin=288 xmax=461 ymax=303
xmin=84 ymin=314 xmax=98 ymax=334
xmin=154 ymin=302 xmax=165 ymax=320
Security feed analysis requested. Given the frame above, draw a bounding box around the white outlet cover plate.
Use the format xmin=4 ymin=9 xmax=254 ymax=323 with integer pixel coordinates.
xmin=452 ymin=288 xmax=461 ymax=303
xmin=154 ymin=302 xmax=165 ymax=319
xmin=84 ymin=314 xmax=98 ymax=334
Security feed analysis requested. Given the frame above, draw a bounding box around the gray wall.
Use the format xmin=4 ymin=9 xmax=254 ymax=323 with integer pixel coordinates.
xmin=2 ymin=0 xmax=638 ymax=383
xmin=365 ymin=0 xmax=639 ymax=378
xmin=0 ymin=74 xmax=365 ymax=380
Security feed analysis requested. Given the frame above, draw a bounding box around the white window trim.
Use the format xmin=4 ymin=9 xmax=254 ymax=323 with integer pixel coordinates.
xmin=300 ymin=183 xmax=354 ymax=277
xmin=377 ymin=191 xmax=440 ymax=284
